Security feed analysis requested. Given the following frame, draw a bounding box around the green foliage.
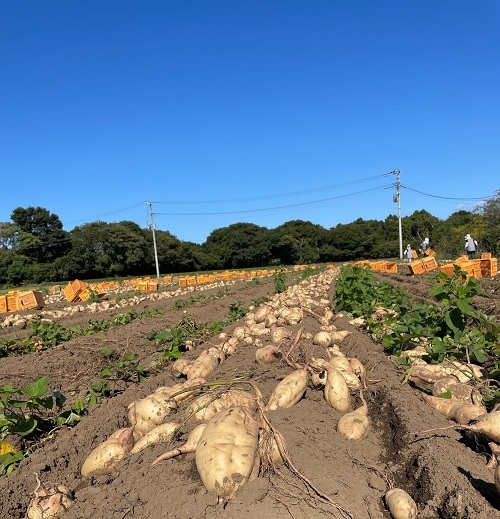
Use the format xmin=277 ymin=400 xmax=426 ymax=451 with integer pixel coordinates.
xmin=0 ymin=376 xmax=87 ymax=475
xmin=333 ymin=266 xmax=408 ymax=317
xmin=274 ymin=268 xmax=287 ymax=294
xmin=334 ymin=265 xmax=500 ymax=392
xmin=87 ymin=351 xmax=149 ymax=403
xmin=2 ymin=308 xmax=162 ymax=357
xmin=147 ymin=328 xmax=186 ymax=360
xmin=86 ymin=287 xmax=101 ymax=304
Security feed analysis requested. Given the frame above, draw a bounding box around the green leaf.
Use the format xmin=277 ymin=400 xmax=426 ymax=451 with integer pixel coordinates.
xmin=10 ymin=418 xmax=37 ymax=436
xmin=472 ymin=349 xmax=488 ymax=364
xmin=21 ymin=376 xmax=48 ymax=398
xmin=57 ymin=410 xmax=83 ymax=426
xmin=454 ymin=299 xmax=476 ymax=316
xmin=100 ymin=368 xmax=113 ymax=379
xmin=445 ymin=308 xmax=465 ymax=334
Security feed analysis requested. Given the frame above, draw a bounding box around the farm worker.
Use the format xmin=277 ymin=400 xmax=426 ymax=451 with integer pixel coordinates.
xmin=405 ymin=244 xmax=413 ymax=263
xmin=464 ymin=234 xmax=478 ymax=259
xmin=420 ymin=237 xmax=430 ymax=256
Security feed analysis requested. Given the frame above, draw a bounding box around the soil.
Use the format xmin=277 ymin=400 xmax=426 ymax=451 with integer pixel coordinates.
xmin=1 ymin=270 xmax=500 ymax=519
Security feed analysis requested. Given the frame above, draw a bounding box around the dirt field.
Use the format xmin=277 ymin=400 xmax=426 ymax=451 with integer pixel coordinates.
xmin=1 ymin=269 xmax=500 ymax=519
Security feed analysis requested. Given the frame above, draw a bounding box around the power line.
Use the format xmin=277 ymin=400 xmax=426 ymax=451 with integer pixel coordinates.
xmin=402 ymin=185 xmax=493 ymax=201
xmin=153 ymin=184 xmax=393 ymax=216
xmin=150 ymin=172 xmax=393 ymax=205
xmin=63 ymin=203 xmax=145 ymax=226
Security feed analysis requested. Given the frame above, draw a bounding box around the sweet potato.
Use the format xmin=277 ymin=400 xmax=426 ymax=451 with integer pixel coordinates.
xmin=185 ymin=390 xmax=258 ymax=422
xmin=185 ymin=351 xmax=219 ymax=380
xmin=81 ymin=428 xmax=134 ymax=477
xmin=324 ymin=365 xmax=351 ymax=414
xmin=196 ymin=406 xmax=260 ymax=502
xmin=422 ymin=394 xmax=463 ymax=419
xmin=255 ymin=345 xmax=281 ymax=365
xmin=152 ymin=423 xmax=207 ymax=466
xmin=337 ymin=402 xmax=369 ymax=440
xmin=451 ymin=404 xmax=487 ymax=425
xmin=385 ymin=488 xmax=417 ymax=519
xmin=26 ymin=482 xmax=73 ymax=519
xmin=127 ymin=393 xmax=177 ymax=435
xmin=466 ymin=410 xmax=500 ymax=442
xmin=266 ymin=369 xmax=308 ymax=411
xmin=130 ymin=422 xmax=179 ymax=454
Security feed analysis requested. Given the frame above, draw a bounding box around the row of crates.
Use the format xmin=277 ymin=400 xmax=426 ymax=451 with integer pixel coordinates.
xmin=351 ymin=260 xmax=398 ymax=273
xmin=0 ymin=290 xmax=45 ymax=314
xmin=438 ymin=254 xmax=498 ymax=279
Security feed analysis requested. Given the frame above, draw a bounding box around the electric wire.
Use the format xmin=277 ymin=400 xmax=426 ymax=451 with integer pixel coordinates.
xmin=402 ymin=184 xmax=493 ymax=201
xmin=150 ymin=172 xmax=393 ymax=205
xmin=153 ymin=184 xmax=392 ymax=216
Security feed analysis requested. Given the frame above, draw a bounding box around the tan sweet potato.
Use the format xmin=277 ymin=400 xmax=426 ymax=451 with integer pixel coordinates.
xmin=196 ymin=406 xmax=260 ymax=502
xmin=185 ymin=390 xmax=258 ymax=422
xmin=266 ymin=369 xmax=308 ymax=411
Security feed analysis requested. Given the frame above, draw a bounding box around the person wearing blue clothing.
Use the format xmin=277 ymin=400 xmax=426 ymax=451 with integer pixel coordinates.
xmin=464 ymin=234 xmax=478 ymax=259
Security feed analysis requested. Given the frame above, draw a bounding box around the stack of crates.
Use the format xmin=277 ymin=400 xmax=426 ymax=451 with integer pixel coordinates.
xmin=0 ymin=290 xmax=45 ymax=313
xmin=16 ymin=290 xmax=45 ymax=310
xmin=452 ymin=259 xmax=481 ymax=279
xmin=63 ymin=280 xmax=88 ymax=302
xmin=79 ymin=283 xmax=107 ymax=301
xmin=480 ymin=255 xmax=498 ymax=278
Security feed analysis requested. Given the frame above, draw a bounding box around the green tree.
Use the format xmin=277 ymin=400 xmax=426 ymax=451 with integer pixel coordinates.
xmin=203 ymin=223 xmax=272 ymax=269
xmin=479 ymin=189 xmax=500 ymax=255
xmin=10 ymin=207 xmax=70 ymax=262
xmin=68 ymin=221 xmax=150 ymax=278
xmin=271 ymin=220 xmax=327 ymax=264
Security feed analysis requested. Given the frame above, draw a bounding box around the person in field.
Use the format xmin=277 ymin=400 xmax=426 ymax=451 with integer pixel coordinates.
xmin=464 ymin=234 xmax=478 ymax=259
xmin=420 ymin=237 xmax=430 ymax=256
xmin=405 ymin=244 xmax=413 ymax=263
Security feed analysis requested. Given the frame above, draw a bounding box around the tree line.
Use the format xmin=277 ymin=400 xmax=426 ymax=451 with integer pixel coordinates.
xmin=0 ymin=190 xmax=499 ymax=286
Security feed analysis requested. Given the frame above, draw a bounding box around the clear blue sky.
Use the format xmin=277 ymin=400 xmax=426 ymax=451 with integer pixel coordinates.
xmin=1 ymin=1 xmax=498 ymax=244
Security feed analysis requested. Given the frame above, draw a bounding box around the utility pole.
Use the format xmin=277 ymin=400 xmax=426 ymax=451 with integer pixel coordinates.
xmin=391 ymin=169 xmax=403 ymax=260
xmin=145 ymin=201 xmax=160 ymax=281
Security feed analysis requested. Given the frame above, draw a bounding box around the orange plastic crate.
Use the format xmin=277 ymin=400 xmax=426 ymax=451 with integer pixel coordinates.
xmin=408 ymin=259 xmax=426 ymax=275
xmin=481 ymin=252 xmax=492 ymax=259
xmin=438 ymin=264 xmax=456 ymax=277
xmin=16 ymin=290 xmax=45 ymax=310
xmin=422 ymin=257 xmax=438 ymax=273
xmin=0 ymin=295 xmax=8 ymax=314
xmin=480 ymin=258 xmax=498 ymax=277
xmin=425 ymin=249 xmax=436 ymax=257
xmin=6 ymin=293 xmax=18 ymax=311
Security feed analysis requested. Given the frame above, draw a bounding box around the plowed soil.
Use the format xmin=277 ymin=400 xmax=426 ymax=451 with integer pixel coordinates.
xmin=1 ymin=269 xmax=500 ymax=519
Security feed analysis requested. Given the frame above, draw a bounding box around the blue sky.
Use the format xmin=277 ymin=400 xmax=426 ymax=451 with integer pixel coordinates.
xmin=1 ymin=1 xmax=499 ymax=244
